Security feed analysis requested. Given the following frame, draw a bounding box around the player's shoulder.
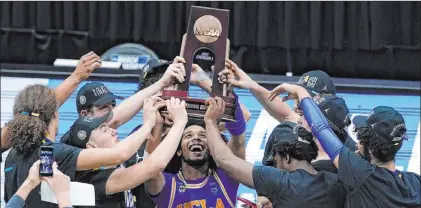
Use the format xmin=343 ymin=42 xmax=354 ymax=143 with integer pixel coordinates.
xmin=401 ymin=171 xmax=421 ymax=182
xmin=51 ymin=142 xmax=79 ymax=150
xmin=315 ymin=170 xmax=340 ymax=184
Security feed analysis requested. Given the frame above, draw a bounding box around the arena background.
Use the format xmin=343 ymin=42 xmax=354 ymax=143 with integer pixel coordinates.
xmin=1 ymin=1 xmax=420 ymax=207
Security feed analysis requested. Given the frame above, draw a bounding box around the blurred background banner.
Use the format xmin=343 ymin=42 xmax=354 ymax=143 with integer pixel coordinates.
xmin=1 ymin=1 xmax=420 ymax=80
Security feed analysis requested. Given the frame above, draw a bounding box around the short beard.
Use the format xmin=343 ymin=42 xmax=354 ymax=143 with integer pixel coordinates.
xmin=182 ymin=155 xmax=208 ymax=169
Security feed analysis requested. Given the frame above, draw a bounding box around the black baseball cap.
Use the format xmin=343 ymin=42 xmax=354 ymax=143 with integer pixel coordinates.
xmin=66 ymin=111 xmax=113 ymax=148
xmin=297 ymin=70 xmax=336 ymax=96
xmin=314 ymin=94 xmax=350 ymax=129
xmin=352 ymin=106 xmax=407 ymax=142
xmin=262 ymin=122 xmax=311 ymax=166
xmin=76 ymin=82 xmax=124 ymax=113
xmin=138 ymin=59 xmax=171 ymax=90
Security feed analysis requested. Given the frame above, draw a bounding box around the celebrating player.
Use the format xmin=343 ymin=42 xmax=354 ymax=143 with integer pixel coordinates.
xmin=143 ymin=94 xmax=247 ymax=207
xmin=1 ymin=51 xmax=101 ymax=160
xmin=3 ymin=84 xmax=166 ymax=208
xmin=203 ymin=96 xmax=347 ymax=207
xmin=269 ymin=83 xmax=421 ymax=208
xmin=128 ymin=58 xmax=250 ymax=207
xmin=66 ymin=97 xmax=187 ymax=208
xmin=60 ymin=56 xmax=187 ymax=143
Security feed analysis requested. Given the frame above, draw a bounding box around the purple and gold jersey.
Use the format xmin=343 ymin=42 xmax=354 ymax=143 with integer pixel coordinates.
xmin=150 ymin=169 xmax=239 ymax=208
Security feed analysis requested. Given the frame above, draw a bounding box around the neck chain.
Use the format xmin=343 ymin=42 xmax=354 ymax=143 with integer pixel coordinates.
xmin=178 ymin=168 xmax=212 ymax=185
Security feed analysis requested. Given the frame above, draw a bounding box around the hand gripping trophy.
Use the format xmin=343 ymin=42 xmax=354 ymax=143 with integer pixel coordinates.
xmin=161 ymin=6 xmax=237 ymax=122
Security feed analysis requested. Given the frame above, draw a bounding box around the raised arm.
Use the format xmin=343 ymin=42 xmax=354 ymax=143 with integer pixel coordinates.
xmin=268 ymin=83 xmax=342 ymax=168
xmin=105 ymin=98 xmax=188 ymax=195
xmin=108 ymin=57 xmax=187 ymax=129
xmin=204 ymin=97 xmax=255 ymax=188
xmin=190 ymin=63 xmax=251 ymax=127
xmin=1 ymin=52 xmax=101 ymax=150
xmin=54 ymin=51 xmax=101 ymax=107
xmin=225 ymin=92 xmax=246 ymax=159
xmin=225 ymin=59 xmax=299 ymax=123
xmin=76 ymin=97 xmax=165 ymax=170
xmin=144 ymin=114 xmax=164 ymax=155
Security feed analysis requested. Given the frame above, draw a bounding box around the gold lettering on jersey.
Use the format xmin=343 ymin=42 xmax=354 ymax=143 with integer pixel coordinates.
xmin=175 ymin=199 xmax=215 ymax=208
xmin=216 ymin=198 xmax=224 ymax=208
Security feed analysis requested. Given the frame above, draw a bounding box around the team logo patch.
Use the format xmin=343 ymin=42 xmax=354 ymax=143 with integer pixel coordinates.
xmin=77 ymin=130 xmax=87 ymax=140
xmin=211 ymin=187 xmax=218 ymax=195
xmin=178 ymin=185 xmax=186 ymax=193
xmin=79 ymin=95 xmax=86 ymax=105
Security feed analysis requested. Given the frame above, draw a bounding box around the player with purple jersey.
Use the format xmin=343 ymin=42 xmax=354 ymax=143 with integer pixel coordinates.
xmin=150 ymin=168 xmax=239 ymax=207
xmin=145 ymin=91 xmax=247 ymax=208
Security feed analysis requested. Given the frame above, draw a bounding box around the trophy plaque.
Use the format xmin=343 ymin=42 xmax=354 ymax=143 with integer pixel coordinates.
xmin=161 ymin=6 xmax=236 ymax=122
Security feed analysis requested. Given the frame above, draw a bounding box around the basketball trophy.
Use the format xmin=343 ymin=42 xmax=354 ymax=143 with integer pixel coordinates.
xmin=161 ymin=6 xmax=236 ymax=122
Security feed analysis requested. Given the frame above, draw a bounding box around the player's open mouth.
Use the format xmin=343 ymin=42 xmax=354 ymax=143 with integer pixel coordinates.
xmin=189 ymin=144 xmax=204 ymax=152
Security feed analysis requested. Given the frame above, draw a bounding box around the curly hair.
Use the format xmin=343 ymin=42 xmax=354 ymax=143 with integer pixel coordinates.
xmin=328 ymin=120 xmax=348 ymax=143
xmin=7 ymin=85 xmax=57 ymax=154
xmin=358 ymin=127 xmax=403 ymax=163
xmin=273 ymin=127 xmax=319 ymax=163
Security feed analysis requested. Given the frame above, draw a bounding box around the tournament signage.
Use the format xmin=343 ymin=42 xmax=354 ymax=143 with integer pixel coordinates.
xmin=101 ymin=43 xmax=160 ymax=70
xmin=110 ymin=54 xmax=150 ymax=70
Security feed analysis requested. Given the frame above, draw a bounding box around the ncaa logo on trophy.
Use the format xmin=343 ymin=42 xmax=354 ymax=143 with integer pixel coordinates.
xmin=161 ymin=6 xmax=236 ymax=122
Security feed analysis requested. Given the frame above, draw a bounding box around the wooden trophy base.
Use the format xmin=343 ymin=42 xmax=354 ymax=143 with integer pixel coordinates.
xmin=161 ymin=90 xmax=236 ymax=122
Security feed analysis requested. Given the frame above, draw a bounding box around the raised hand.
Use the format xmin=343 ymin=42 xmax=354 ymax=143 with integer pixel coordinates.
xmin=204 ymin=97 xmax=225 ymax=122
xmin=143 ymin=96 xmax=166 ymax=126
xmin=268 ymin=83 xmax=310 ymax=102
xmin=159 ymin=56 xmax=186 ymax=88
xmin=222 ymin=59 xmax=255 ymax=89
xmin=165 ymin=97 xmax=188 ymax=124
xmin=74 ymin=51 xmax=102 ymax=80
xmin=190 ymin=64 xmax=211 ymax=85
xmin=217 ymin=61 xmax=237 ymax=93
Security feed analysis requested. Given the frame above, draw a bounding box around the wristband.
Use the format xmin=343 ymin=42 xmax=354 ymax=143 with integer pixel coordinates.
xmin=225 ymin=91 xmax=246 ymax=136
xmin=300 ymin=97 xmax=343 ymax=159
xmin=143 ymin=150 xmax=150 ymax=159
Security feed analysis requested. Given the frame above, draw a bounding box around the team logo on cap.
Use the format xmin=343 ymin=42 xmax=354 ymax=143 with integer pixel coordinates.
xmin=79 ymin=95 xmax=86 ymax=105
xmin=390 ymin=123 xmax=406 ymax=141
xmin=77 ymin=130 xmax=87 ymax=140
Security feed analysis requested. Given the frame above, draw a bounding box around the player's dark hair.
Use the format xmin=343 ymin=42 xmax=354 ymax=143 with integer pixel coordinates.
xmin=328 ymin=120 xmax=348 ymax=144
xmin=139 ymin=72 xmax=165 ymax=91
xmin=7 ymin=85 xmax=57 ymax=154
xmin=273 ymin=127 xmax=318 ymax=163
xmin=358 ymin=127 xmax=403 ymax=163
